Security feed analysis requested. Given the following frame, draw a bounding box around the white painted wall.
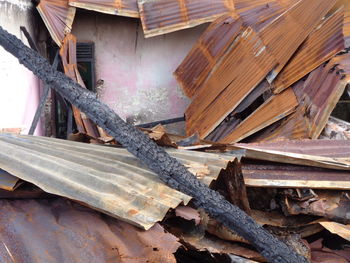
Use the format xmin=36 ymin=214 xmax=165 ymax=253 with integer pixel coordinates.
xmin=0 ymin=0 xmax=42 ymax=135
xmin=72 ymin=11 xmax=207 ymax=134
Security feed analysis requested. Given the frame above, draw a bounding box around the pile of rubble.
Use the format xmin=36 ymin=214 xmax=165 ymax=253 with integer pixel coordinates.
xmin=1 ymin=0 xmax=350 ymax=262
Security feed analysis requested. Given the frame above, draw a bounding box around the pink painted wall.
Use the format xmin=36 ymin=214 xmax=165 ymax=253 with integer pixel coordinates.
xmin=72 ymin=12 xmax=207 ymax=134
xmin=0 ymin=1 xmax=42 ymax=135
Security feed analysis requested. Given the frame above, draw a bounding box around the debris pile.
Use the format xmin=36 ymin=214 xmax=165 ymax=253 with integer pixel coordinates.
xmin=1 ymin=0 xmax=350 ymax=262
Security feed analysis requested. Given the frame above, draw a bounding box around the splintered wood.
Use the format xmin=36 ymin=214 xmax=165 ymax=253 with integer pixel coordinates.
xmin=175 ymin=0 xmax=349 ymax=143
xmin=60 ymin=34 xmax=100 ymax=139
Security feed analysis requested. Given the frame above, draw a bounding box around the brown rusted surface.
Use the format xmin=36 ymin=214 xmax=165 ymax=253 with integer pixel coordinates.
xmin=254 ymin=54 xmax=350 ymax=141
xmin=60 ymin=34 xmax=100 ymax=137
xmin=174 ymin=0 xmax=291 ymax=98
xmin=174 ymin=13 xmax=243 ymax=98
xmin=175 ymin=206 xmax=201 ymax=225
xmin=242 ymin=161 xmax=350 ymax=189
xmin=69 ymin=0 xmax=139 ymax=18
xmin=184 ymin=0 xmax=336 ymax=139
xmin=234 ymin=139 xmax=350 ymax=170
xmin=237 ymin=139 xmax=350 ymax=159
xmin=0 ymin=198 xmax=181 ymax=263
xmin=283 ymin=191 xmax=350 ymax=224
xmin=138 ymin=0 xmax=236 ymax=38
xmin=272 ymin=8 xmax=345 ymax=94
xmin=37 ymin=0 xmax=76 ymax=47
xmin=220 ymin=87 xmax=298 ymax=143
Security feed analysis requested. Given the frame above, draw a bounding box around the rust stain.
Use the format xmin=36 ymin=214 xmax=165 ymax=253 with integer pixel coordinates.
xmin=220 ymin=87 xmax=298 ymax=143
xmin=138 ymin=0 xmax=236 ymax=38
xmin=182 ymin=0 xmax=337 ymax=139
xmin=37 ymin=0 xmax=76 ymax=47
xmin=68 ymin=0 xmax=139 ymax=18
xmin=254 ymin=54 xmax=350 ymax=142
xmin=273 ymin=8 xmax=345 ymax=94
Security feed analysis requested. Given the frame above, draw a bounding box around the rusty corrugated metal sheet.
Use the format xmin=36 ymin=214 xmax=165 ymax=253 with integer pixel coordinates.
xmin=0 ymin=133 xmax=235 ymax=229
xmin=242 ymin=162 xmax=350 ymax=189
xmin=174 ymin=0 xmax=292 ymax=98
xmin=69 ymin=0 xmax=139 ymax=18
xmin=238 ymin=139 xmax=350 ymax=159
xmin=0 ymin=198 xmax=181 ymax=263
xmin=219 ymin=87 xmax=298 ymax=143
xmin=37 ymin=0 xmax=76 ymax=47
xmin=253 ymin=54 xmax=350 ymax=142
xmin=183 ymin=0 xmax=336 ymax=139
xmin=272 ymin=8 xmax=345 ymax=94
xmin=234 ymin=139 xmax=350 ymax=170
xmin=138 ymin=0 xmax=235 ymax=38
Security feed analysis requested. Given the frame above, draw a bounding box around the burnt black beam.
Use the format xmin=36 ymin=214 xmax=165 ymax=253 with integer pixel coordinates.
xmin=0 ymin=26 xmax=308 ymax=263
xmin=20 ymin=26 xmax=39 ymax=52
xmin=136 ymin=116 xmax=185 ymax=128
xmin=28 ymin=51 xmax=60 ymax=135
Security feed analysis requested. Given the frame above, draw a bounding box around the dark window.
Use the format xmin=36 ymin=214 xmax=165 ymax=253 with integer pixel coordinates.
xmin=77 ymin=42 xmax=95 ymax=92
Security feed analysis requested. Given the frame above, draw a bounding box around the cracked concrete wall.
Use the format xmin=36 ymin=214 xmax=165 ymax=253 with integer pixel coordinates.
xmin=0 ymin=0 xmax=42 ymax=135
xmin=72 ymin=11 xmax=207 ymax=134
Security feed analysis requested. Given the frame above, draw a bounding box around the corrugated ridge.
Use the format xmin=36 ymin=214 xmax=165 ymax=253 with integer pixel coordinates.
xmin=0 ymin=134 xmax=235 ymax=229
xmin=273 ymin=8 xmax=345 ymax=93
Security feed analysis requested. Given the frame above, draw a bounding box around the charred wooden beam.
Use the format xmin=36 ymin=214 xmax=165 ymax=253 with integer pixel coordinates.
xmin=0 ymin=26 xmax=308 ymax=263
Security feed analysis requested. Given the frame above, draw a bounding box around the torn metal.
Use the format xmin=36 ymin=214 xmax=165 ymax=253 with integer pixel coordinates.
xmin=37 ymin=0 xmax=76 ymax=46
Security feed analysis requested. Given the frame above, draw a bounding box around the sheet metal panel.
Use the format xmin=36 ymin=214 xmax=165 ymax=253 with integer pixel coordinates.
xmin=37 ymin=0 xmax=76 ymax=47
xmin=234 ymin=139 xmax=350 ymax=170
xmin=242 ymin=162 xmax=350 ymax=189
xmin=238 ymin=140 xmax=350 ymax=159
xmin=273 ymin=8 xmax=345 ymax=94
xmin=253 ymin=54 xmax=350 ymax=142
xmin=184 ymin=0 xmax=336 ymax=139
xmin=69 ymin=0 xmax=139 ymax=18
xmin=220 ymin=87 xmax=298 ymax=143
xmin=0 ymin=198 xmax=180 ymax=263
xmin=138 ymin=0 xmax=235 ymax=38
xmin=0 ymin=134 xmax=234 ymax=229
xmin=174 ymin=0 xmax=291 ymax=98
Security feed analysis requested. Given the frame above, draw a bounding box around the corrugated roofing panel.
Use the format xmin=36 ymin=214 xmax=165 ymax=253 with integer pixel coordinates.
xmin=138 ymin=0 xmax=235 ymax=38
xmin=69 ymin=0 xmax=139 ymax=18
xmin=253 ymin=54 xmax=350 ymax=141
xmin=174 ymin=0 xmax=292 ymax=98
xmin=184 ymin=0 xmax=336 ymax=139
xmin=242 ymin=162 xmax=350 ymax=189
xmin=0 ymin=134 xmax=234 ymax=229
xmin=272 ymin=8 xmax=345 ymax=94
xmin=0 ymin=198 xmax=180 ymax=263
xmin=37 ymin=0 xmax=76 ymax=46
xmin=235 ymin=139 xmax=350 ymax=170
xmin=238 ymin=140 xmax=350 ymax=159
xmin=219 ymin=87 xmax=298 ymax=143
